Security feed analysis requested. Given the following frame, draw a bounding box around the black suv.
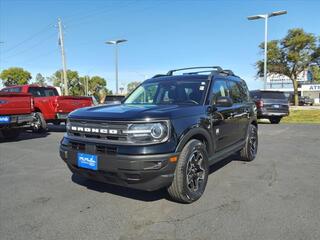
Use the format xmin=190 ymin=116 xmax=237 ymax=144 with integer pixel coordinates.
xmin=250 ymin=90 xmax=289 ymax=124
xmin=60 ymin=66 xmax=258 ymax=203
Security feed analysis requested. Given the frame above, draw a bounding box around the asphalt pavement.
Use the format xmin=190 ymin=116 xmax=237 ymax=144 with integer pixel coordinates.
xmin=0 ymin=124 xmax=320 ymax=240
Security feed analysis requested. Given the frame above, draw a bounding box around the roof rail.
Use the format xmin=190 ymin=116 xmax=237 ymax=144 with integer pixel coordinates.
xmin=152 ymin=66 xmax=237 ymax=79
xmin=152 ymin=74 xmax=168 ymax=78
xmin=220 ymin=69 xmax=235 ymax=76
xmin=167 ymin=66 xmax=223 ymax=76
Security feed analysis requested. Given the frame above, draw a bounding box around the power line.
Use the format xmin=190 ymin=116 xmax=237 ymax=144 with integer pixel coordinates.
xmin=2 ymin=31 xmax=57 ymax=60
xmin=2 ymin=24 xmax=54 ymax=54
xmin=66 ymin=1 xmax=138 ymax=30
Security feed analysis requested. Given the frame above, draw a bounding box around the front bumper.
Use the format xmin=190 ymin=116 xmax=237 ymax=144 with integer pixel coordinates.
xmin=59 ymin=138 xmax=178 ymax=191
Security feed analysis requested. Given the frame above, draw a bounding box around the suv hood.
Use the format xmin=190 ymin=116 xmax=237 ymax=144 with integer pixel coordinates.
xmin=69 ymin=104 xmax=204 ymax=121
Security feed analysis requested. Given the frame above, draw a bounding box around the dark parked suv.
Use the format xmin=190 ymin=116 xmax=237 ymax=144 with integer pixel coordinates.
xmin=60 ymin=66 xmax=258 ymax=203
xmin=250 ymin=90 xmax=289 ymax=124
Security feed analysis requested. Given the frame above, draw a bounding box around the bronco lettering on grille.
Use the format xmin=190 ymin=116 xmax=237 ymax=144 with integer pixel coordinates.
xmin=70 ymin=126 xmax=118 ymax=134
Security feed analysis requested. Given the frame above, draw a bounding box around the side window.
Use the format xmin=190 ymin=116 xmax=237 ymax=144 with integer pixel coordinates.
xmin=228 ymin=81 xmax=242 ymax=103
xmin=1 ymin=87 xmax=21 ymax=93
xmin=211 ymin=80 xmax=229 ymax=104
xmin=238 ymin=80 xmax=250 ymax=102
xmin=28 ymin=87 xmax=42 ymax=97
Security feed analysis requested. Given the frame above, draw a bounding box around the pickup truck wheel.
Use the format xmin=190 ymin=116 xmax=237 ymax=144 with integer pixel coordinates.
xmin=240 ymin=124 xmax=258 ymax=161
xmin=1 ymin=129 xmax=21 ymax=140
xmin=167 ymin=139 xmax=209 ymax=203
xmin=269 ymin=117 xmax=281 ymax=124
xmin=32 ymin=112 xmax=47 ymax=133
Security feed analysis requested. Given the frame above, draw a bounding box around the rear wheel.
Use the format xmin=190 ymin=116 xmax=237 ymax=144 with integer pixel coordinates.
xmin=167 ymin=139 xmax=209 ymax=203
xmin=32 ymin=112 xmax=47 ymax=133
xmin=1 ymin=128 xmax=21 ymax=140
xmin=240 ymin=124 xmax=258 ymax=161
xmin=269 ymin=117 xmax=281 ymax=124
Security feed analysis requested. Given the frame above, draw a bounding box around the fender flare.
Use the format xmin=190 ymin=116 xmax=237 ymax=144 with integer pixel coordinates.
xmin=176 ymin=127 xmax=214 ymax=155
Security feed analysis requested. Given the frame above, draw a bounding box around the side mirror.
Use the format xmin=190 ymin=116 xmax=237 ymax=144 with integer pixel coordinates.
xmin=215 ymin=96 xmax=233 ymax=107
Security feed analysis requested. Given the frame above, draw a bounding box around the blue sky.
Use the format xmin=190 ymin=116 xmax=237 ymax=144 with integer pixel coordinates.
xmin=0 ymin=0 xmax=319 ymax=91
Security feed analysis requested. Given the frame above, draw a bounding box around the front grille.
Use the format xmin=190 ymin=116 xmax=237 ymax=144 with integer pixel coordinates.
xmin=67 ymin=119 xmax=129 ymax=142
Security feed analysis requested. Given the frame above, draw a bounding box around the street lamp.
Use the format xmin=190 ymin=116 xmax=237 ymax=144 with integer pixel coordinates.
xmin=247 ymin=10 xmax=287 ymax=90
xmin=105 ymin=39 xmax=127 ymax=94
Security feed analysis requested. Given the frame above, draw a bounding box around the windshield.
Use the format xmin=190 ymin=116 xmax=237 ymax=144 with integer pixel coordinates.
xmin=124 ymin=80 xmax=208 ymax=105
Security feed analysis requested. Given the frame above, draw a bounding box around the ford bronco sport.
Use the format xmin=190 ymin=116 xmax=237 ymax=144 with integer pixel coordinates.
xmin=60 ymin=66 xmax=258 ymax=203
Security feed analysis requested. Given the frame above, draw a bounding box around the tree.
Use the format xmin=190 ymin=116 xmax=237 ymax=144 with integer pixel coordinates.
xmin=309 ymin=65 xmax=320 ymax=82
xmin=127 ymin=81 xmax=141 ymax=93
xmin=256 ymin=28 xmax=319 ymax=105
xmin=88 ymin=76 xmax=107 ymax=99
xmin=50 ymin=69 xmax=82 ymax=95
xmin=0 ymin=67 xmax=32 ymax=86
xmin=35 ymin=73 xmax=46 ymax=86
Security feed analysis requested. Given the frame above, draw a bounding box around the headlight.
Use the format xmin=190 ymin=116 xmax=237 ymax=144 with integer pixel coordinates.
xmin=123 ymin=121 xmax=170 ymax=144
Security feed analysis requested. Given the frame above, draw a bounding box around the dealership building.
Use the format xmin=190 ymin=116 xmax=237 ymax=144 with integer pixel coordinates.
xmin=266 ymin=70 xmax=320 ymax=104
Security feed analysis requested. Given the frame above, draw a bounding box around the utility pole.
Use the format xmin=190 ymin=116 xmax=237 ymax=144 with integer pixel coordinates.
xmin=86 ymin=75 xmax=89 ymax=96
xmin=58 ymin=18 xmax=68 ymax=95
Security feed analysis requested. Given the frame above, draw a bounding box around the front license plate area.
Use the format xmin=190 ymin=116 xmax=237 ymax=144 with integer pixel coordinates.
xmin=0 ymin=116 xmax=10 ymax=124
xmin=77 ymin=153 xmax=98 ymax=170
xmin=273 ymin=104 xmax=280 ymax=108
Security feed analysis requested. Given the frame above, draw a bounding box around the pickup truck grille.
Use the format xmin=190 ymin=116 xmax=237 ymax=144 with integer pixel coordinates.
xmin=67 ymin=119 xmax=129 ymax=142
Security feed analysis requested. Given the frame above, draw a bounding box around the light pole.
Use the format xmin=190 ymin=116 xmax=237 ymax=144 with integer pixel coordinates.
xmin=106 ymin=39 xmax=127 ymax=94
xmin=247 ymin=10 xmax=287 ymax=90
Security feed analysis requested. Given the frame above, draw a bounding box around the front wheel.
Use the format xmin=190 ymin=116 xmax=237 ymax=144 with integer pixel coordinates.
xmin=1 ymin=128 xmax=21 ymax=140
xmin=240 ymin=124 xmax=258 ymax=161
xmin=167 ymin=139 xmax=209 ymax=203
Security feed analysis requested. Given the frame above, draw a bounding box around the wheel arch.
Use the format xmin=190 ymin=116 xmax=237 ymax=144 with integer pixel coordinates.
xmin=176 ymin=127 xmax=214 ymax=156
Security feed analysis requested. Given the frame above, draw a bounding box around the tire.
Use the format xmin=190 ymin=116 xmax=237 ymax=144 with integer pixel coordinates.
xmin=32 ymin=112 xmax=47 ymax=133
xmin=269 ymin=117 xmax=281 ymax=124
xmin=240 ymin=124 xmax=258 ymax=162
xmin=167 ymin=139 xmax=209 ymax=203
xmin=1 ymin=128 xmax=21 ymax=140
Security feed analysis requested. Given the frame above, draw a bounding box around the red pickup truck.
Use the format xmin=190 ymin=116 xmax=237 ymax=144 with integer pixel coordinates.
xmin=1 ymin=84 xmax=93 ymax=132
xmin=0 ymin=92 xmax=34 ymax=139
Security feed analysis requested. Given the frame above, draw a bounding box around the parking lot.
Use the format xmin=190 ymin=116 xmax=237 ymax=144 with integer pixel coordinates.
xmin=0 ymin=124 xmax=320 ymax=240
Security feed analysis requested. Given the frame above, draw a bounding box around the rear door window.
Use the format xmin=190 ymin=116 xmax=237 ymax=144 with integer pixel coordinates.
xmin=228 ymin=80 xmax=243 ymax=103
xmin=28 ymin=87 xmax=59 ymax=97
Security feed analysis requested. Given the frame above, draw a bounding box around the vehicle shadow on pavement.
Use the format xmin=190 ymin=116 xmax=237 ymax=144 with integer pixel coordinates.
xmin=71 ymin=174 xmax=168 ymax=202
xmin=0 ymin=131 xmax=50 ymax=143
xmin=71 ymin=155 xmax=241 ymax=202
xmin=47 ymin=124 xmax=66 ymax=132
